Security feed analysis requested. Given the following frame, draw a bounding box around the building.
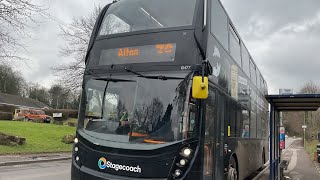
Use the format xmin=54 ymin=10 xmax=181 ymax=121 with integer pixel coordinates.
xmin=0 ymin=92 xmax=51 ymax=111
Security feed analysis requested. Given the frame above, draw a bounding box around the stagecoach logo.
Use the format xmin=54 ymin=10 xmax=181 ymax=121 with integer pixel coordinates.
xmin=98 ymin=157 xmax=142 ymax=173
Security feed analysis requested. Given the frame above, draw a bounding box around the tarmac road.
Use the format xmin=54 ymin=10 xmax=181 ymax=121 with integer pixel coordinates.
xmin=0 ymin=160 xmax=71 ymax=180
xmin=0 ymin=137 xmax=302 ymax=180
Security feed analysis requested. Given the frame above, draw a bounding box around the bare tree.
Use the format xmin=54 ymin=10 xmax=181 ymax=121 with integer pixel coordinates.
xmin=27 ymin=83 xmax=50 ymax=105
xmin=53 ymin=6 xmax=102 ymax=90
xmin=0 ymin=64 xmax=25 ymax=95
xmin=0 ymin=0 xmax=46 ymax=62
xmin=283 ymin=81 xmax=320 ymax=140
xmin=299 ymin=81 xmax=320 ymax=94
xmin=299 ymin=81 xmax=320 ymax=140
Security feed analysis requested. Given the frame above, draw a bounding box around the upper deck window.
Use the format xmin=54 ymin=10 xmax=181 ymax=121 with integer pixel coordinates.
xmin=211 ymin=0 xmax=228 ymax=49
xmin=229 ymin=24 xmax=241 ymax=66
xmin=98 ymin=0 xmax=197 ymax=36
xmin=241 ymin=42 xmax=250 ymax=76
xmin=250 ymin=59 xmax=257 ymax=85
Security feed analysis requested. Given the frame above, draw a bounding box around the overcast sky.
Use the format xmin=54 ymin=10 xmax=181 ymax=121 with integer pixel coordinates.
xmin=221 ymin=0 xmax=320 ymax=94
xmin=15 ymin=0 xmax=320 ymax=94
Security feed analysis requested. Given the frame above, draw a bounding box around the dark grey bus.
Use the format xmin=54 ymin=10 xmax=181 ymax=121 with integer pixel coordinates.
xmin=71 ymin=0 xmax=269 ymax=179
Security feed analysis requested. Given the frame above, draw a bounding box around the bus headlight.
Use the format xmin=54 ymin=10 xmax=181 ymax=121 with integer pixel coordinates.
xmin=75 ymin=156 xmax=80 ymax=161
xmin=181 ymin=147 xmax=192 ymax=157
xmin=179 ymin=159 xmax=187 ymax=166
xmin=173 ymin=169 xmax=182 ymax=177
xmin=74 ymin=147 xmax=78 ymax=152
xmin=74 ymin=138 xmax=79 ymax=144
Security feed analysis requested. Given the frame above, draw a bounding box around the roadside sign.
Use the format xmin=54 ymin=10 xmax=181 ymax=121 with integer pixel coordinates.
xmin=302 ymin=125 xmax=307 ymax=129
xmin=280 ymin=126 xmax=285 ymax=150
xmin=53 ymin=113 xmax=62 ymax=118
xmin=279 ymin=89 xmax=293 ymax=95
xmin=280 ymin=127 xmax=285 ymax=134
xmin=280 ymin=141 xmax=285 ymax=149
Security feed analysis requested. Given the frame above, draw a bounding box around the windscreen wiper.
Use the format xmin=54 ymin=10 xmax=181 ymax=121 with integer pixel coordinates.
xmin=85 ymin=70 xmax=135 ymax=82
xmin=94 ymin=77 xmax=135 ymax=82
xmin=124 ymin=68 xmax=184 ymax=80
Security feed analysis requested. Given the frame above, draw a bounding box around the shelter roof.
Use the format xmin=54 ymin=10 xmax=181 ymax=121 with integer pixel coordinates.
xmin=266 ymin=94 xmax=320 ymax=111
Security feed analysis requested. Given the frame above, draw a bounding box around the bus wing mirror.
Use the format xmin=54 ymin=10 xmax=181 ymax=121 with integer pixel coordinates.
xmin=192 ymin=76 xmax=208 ymax=99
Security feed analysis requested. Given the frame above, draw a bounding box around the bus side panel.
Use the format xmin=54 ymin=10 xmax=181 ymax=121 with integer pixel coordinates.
xmin=226 ymin=138 xmax=267 ymax=179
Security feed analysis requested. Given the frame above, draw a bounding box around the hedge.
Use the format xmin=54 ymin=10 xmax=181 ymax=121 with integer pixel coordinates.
xmin=44 ymin=109 xmax=78 ymax=120
xmin=0 ymin=105 xmax=16 ymax=113
xmin=0 ymin=112 xmax=13 ymax=120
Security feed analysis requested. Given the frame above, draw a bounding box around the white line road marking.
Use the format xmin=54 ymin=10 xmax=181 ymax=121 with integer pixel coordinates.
xmin=286 ymin=149 xmax=299 ymax=172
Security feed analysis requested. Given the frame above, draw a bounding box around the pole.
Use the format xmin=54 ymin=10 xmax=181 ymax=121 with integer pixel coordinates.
xmin=304 ymin=129 xmax=306 ymax=147
xmin=304 ymin=111 xmax=306 ymax=147
xmin=269 ymin=106 xmax=273 ymax=180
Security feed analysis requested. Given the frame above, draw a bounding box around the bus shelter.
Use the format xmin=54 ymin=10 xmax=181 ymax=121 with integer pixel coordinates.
xmin=265 ymin=94 xmax=320 ymax=180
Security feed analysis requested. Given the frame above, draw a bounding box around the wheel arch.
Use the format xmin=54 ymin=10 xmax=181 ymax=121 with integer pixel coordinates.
xmin=231 ymin=153 xmax=239 ymax=173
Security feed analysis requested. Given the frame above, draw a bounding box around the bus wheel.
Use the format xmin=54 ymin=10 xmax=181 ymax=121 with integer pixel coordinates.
xmin=227 ymin=157 xmax=238 ymax=180
xmin=24 ymin=117 xmax=29 ymax=121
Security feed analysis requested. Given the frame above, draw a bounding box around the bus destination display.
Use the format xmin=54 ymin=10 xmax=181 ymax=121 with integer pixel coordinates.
xmin=99 ymin=43 xmax=176 ymax=65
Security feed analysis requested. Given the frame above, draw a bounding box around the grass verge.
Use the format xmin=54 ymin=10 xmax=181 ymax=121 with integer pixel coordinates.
xmin=63 ymin=118 xmax=78 ymax=126
xmin=0 ymin=120 xmax=76 ymax=155
xmin=305 ymin=140 xmax=319 ymax=160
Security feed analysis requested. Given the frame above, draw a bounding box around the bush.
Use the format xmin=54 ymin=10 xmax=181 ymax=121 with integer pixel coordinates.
xmin=61 ymin=134 xmax=75 ymax=144
xmin=0 ymin=112 xmax=13 ymax=120
xmin=0 ymin=105 xmax=16 ymax=113
xmin=0 ymin=132 xmax=26 ymax=146
xmin=67 ymin=121 xmax=77 ymax=127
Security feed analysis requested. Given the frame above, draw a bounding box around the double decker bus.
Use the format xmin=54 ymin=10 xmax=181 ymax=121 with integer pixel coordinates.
xmin=71 ymin=0 xmax=269 ymax=179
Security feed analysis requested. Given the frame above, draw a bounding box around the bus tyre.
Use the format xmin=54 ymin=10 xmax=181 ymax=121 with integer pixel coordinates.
xmin=227 ymin=157 xmax=238 ymax=180
xmin=24 ymin=117 xmax=29 ymax=121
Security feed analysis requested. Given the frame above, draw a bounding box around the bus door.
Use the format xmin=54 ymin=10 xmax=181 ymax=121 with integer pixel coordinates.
xmin=203 ymin=89 xmax=225 ymax=180
xmin=203 ymin=88 xmax=216 ymax=180
xmin=215 ymin=91 xmax=226 ymax=179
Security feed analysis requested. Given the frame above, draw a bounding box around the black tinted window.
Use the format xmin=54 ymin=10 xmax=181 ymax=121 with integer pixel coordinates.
xmin=211 ymin=0 xmax=228 ymax=49
xmin=99 ymin=0 xmax=197 ymax=36
xmin=229 ymin=25 xmax=241 ymax=66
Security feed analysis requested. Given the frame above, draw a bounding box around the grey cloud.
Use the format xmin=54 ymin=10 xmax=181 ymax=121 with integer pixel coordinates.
xmin=221 ymin=0 xmax=320 ymax=93
xmin=12 ymin=0 xmax=320 ymax=94
xmin=222 ymin=0 xmax=320 ymax=39
xmin=15 ymin=0 xmax=113 ymax=88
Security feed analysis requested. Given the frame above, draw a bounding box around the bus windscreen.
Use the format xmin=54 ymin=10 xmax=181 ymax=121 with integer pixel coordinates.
xmin=99 ymin=43 xmax=176 ymax=65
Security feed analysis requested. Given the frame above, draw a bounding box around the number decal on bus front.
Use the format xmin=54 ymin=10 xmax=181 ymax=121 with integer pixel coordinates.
xmin=181 ymin=66 xmax=191 ymax=70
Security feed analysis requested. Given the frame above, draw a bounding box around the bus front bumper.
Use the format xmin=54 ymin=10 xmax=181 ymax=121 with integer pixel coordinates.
xmin=71 ymin=161 xmax=167 ymax=180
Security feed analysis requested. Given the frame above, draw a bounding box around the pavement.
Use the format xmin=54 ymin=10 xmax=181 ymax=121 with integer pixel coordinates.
xmin=0 ymin=152 xmax=71 ymax=166
xmin=255 ymin=139 xmax=320 ymax=180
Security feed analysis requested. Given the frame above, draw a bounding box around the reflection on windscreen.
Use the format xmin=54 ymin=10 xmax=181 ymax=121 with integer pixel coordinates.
xmin=81 ymin=73 xmax=196 ymax=145
xmin=98 ymin=0 xmax=197 ymax=36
